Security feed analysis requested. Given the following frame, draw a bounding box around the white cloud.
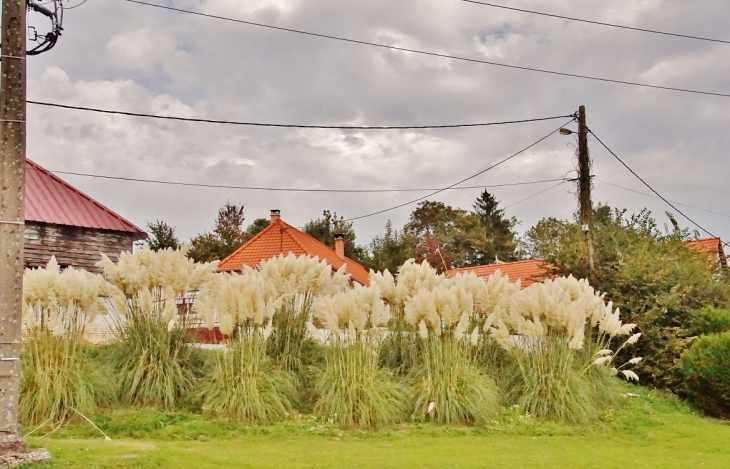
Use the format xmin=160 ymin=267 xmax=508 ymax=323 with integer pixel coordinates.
xmin=22 ymin=0 xmax=730 ymax=245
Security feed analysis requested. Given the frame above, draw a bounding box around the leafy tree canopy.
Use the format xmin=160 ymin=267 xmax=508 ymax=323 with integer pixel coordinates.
xmin=188 ymin=202 xmax=247 ymax=263
xmin=304 ymin=210 xmax=368 ymax=263
xmin=243 ymin=218 xmax=271 ymax=243
xmin=361 ymin=220 xmax=414 ymax=274
xmin=522 ymin=204 xmax=730 ymax=393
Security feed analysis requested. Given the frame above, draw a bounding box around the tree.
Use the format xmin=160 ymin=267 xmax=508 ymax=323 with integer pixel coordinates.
xmin=243 ymin=218 xmax=270 ymax=243
xmin=404 ymin=201 xmax=488 ymax=272
xmin=304 ymin=210 xmax=367 ymax=262
xmin=363 ymin=220 xmax=414 ymax=274
xmin=473 ymin=190 xmax=518 ymax=262
xmin=145 ymin=220 xmax=181 ymax=252
xmin=188 ymin=202 xmax=247 ymax=262
xmin=522 ymin=205 xmax=730 ymax=393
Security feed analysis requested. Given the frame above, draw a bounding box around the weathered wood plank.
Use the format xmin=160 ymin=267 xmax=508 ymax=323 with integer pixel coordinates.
xmin=23 ymin=222 xmax=135 ymax=272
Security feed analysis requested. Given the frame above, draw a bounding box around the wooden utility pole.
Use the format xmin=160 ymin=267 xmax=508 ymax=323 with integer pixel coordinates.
xmin=577 ymin=105 xmax=595 ymax=278
xmin=0 ymin=0 xmax=27 ymax=443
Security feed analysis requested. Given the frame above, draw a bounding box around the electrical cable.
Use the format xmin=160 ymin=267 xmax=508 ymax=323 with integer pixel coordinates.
xmin=504 ymin=180 xmax=567 ymax=209
xmin=344 ymin=118 xmax=575 ymax=221
xmin=64 ymin=0 xmax=92 ymax=10
xmin=596 ymin=179 xmax=730 ymax=219
xmin=122 ymin=0 xmax=730 ymax=99
xmin=51 ymin=170 xmax=566 ymax=193
xmin=460 ymin=1 xmax=730 ymax=45
xmin=27 ymin=100 xmax=575 ymax=129
xmin=590 ymin=129 xmax=730 ymax=247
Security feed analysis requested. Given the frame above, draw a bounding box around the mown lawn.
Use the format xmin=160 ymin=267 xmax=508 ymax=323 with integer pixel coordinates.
xmin=23 ymin=390 xmax=730 ymax=468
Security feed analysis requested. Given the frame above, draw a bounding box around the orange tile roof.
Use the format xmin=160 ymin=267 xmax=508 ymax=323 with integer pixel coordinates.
xmin=687 ymin=237 xmax=722 ymax=254
xmin=687 ymin=237 xmax=727 ymax=270
xmin=446 ymin=259 xmax=552 ymax=288
xmin=217 ymin=217 xmax=370 ymax=285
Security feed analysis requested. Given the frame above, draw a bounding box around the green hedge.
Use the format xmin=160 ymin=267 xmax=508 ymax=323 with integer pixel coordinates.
xmin=681 ymin=332 xmax=730 ymax=417
xmin=689 ymin=307 xmax=730 ymax=336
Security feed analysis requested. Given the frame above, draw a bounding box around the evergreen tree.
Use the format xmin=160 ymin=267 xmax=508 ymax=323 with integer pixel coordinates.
xmin=145 ymin=220 xmax=181 ymax=252
xmin=473 ymin=190 xmax=518 ymax=262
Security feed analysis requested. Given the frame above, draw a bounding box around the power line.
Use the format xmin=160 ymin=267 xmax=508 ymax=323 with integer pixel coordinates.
xmin=590 ymin=129 xmax=730 ymax=247
xmin=596 ymin=179 xmax=730 ymax=219
xmin=27 ymin=100 xmax=575 ymax=130
xmin=122 ymin=0 xmax=730 ymax=99
xmin=64 ymin=0 xmax=91 ymax=10
xmin=344 ymin=118 xmax=574 ymax=221
xmin=504 ymin=180 xmax=566 ymax=209
xmin=51 ymin=169 xmax=566 ymax=193
xmin=460 ymin=1 xmax=730 ymax=45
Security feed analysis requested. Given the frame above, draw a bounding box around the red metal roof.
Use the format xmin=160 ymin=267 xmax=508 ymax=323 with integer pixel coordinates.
xmin=446 ymin=259 xmax=552 ymax=288
xmin=24 ymin=159 xmax=147 ymax=239
xmin=218 ymin=217 xmax=370 ymax=285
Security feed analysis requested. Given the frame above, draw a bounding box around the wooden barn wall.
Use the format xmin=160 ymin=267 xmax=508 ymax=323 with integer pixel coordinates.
xmin=24 ymin=222 xmax=135 ymax=273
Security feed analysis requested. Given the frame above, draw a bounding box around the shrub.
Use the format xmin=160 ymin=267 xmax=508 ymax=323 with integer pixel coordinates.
xmin=98 ymin=247 xmax=218 ymax=408
xmin=681 ymin=332 xmax=730 ymax=417
xmin=312 ymin=284 xmax=405 ymax=427
xmin=523 ymin=206 xmax=730 ymax=394
xmin=20 ymin=258 xmax=108 ymax=426
xmin=689 ymin=306 xmax=730 ymax=336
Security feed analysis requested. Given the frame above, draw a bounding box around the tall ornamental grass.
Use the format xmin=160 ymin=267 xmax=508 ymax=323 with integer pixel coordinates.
xmin=260 ymin=253 xmax=349 ymax=370
xmin=403 ymin=263 xmax=501 ymax=424
xmin=20 ymin=257 xmax=108 ymax=426
xmin=194 ymin=268 xmax=295 ymax=422
xmin=486 ymin=275 xmax=642 ymax=422
xmin=98 ymin=247 xmax=218 ymax=408
xmin=312 ymin=284 xmax=406 ymax=427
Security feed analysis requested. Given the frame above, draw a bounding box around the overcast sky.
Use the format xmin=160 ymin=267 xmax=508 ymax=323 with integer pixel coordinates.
xmin=21 ymin=0 xmax=730 ymax=247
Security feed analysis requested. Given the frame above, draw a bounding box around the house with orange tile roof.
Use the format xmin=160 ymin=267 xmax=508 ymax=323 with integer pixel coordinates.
xmin=217 ymin=210 xmax=370 ymax=285
xmin=686 ymin=237 xmax=728 ymax=271
xmin=446 ymin=258 xmax=552 ymax=288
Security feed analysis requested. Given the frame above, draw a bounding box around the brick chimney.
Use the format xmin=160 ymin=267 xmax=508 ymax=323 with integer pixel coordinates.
xmin=270 ymin=209 xmax=281 ymax=222
xmin=334 ymin=233 xmax=345 ymax=259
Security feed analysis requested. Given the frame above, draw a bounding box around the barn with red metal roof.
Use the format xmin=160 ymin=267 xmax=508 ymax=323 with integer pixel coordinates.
xmin=24 ymin=159 xmax=147 ymax=272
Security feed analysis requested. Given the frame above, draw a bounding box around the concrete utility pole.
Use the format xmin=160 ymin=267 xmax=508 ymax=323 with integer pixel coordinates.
xmin=0 ymin=0 xmax=27 ymax=445
xmin=577 ymin=105 xmax=595 ymax=278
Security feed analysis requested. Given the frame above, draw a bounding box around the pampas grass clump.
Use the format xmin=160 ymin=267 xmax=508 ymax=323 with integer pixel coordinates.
xmin=98 ymin=247 xmax=218 ymax=408
xmin=195 ymin=269 xmax=295 ymax=422
xmin=21 ymin=257 xmax=108 ymax=426
xmin=312 ymin=285 xmax=406 ymax=427
xmin=260 ymin=253 xmax=350 ymax=370
xmin=485 ymin=275 xmax=641 ymax=422
xmin=200 ymin=334 xmax=295 ymax=423
xmin=404 ymin=278 xmax=500 ymax=424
